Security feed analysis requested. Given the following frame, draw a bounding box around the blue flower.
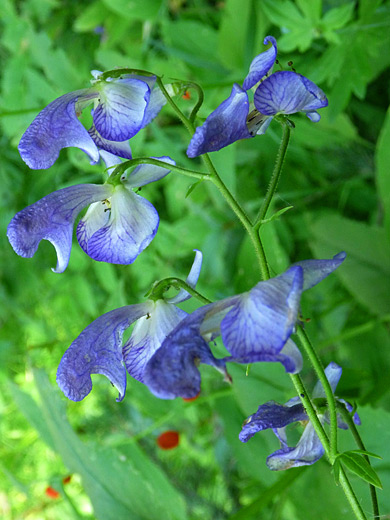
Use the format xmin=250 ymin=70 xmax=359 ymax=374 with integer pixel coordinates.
xmin=56 ymin=251 xmax=205 ymax=401
xmin=239 ymin=362 xmax=361 ymax=470
xmin=7 ymin=154 xmax=174 ymax=272
xmin=18 ymin=71 xmax=166 ymax=169
xmin=143 ymin=254 xmax=346 ymax=399
xmin=187 ymin=36 xmax=328 ymax=157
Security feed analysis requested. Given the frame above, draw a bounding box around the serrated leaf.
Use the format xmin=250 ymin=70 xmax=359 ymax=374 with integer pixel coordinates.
xmin=336 ymin=452 xmax=383 ymax=489
xmin=321 ymin=3 xmax=355 ymax=31
xmin=296 ymin=0 xmax=322 ymax=22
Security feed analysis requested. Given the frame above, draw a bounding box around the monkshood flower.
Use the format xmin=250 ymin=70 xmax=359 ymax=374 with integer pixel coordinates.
xmin=144 ymin=253 xmax=345 ymax=399
xmin=239 ymin=362 xmax=361 ymax=470
xmin=187 ymin=36 xmax=328 ymax=157
xmin=7 ymin=154 xmax=174 ymax=272
xmin=18 ymin=71 xmax=166 ymax=169
xmin=56 ymin=250 xmax=228 ymax=401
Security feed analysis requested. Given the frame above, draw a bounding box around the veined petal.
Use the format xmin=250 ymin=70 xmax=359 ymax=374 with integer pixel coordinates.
xmin=142 ymin=85 xmax=166 ymax=127
xmin=313 ymin=361 xmax=342 ymax=398
xmin=123 ymin=300 xmax=187 ymax=383
xmin=144 ymin=307 xmax=230 ymax=399
xmin=125 ymin=156 xmax=175 ymax=188
xmin=78 ymin=185 xmax=159 ymax=264
xmin=220 ymin=266 xmax=303 ymax=360
xmin=239 ymin=400 xmax=307 ymax=443
xmin=99 ymin=149 xmax=123 ymax=173
xmin=76 ymin=200 xmax=110 ymax=252
xmin=7 ymin=184 xmax=111 ymax=273
xmin=242 ymin=35 xmax=278 ymax=91
xmin=56 ymin=304 xmax=149 ymax=402
xmin=93 ymin=79 xmax=150 ymax=141
xmin=254 ymin=71 xmax=328 ymax=119
xmin=186 ymin=84 xmax=252 ymax=157
xmin=18 ymin=90 xmax=100 ymax=169
xmin=166 ymin=249 xmax=203 ymax=304
xmin=292 ymin=252 xmax=346 ymax=291
xmin=267 ymin=422 xmax=325 ymax=470
xmin=88 ymin=125 xmax=132 ymax=161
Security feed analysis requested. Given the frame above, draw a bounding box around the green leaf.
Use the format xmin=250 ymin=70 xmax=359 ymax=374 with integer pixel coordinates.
xmin=101 ymin=0 xmax=162 ymax=20
xmin=375 ymin=107 xmax=390 ymax=234
xmin=296 ymin=0 xmax=322 ymax=22
xmin=348 ymin=449 xmax=382 ymax=460
xmin=321 ymin=3 xmax=355 ymax=31
xmin=260 ymin=205 xmax=293 ymax=225
xmin=73 ymin=0 xmax=110 ymax=32
xmin=335 ymin=451 xmax=383 ymax=489
xmin=14 ymin=370 xmax=188 ymax=520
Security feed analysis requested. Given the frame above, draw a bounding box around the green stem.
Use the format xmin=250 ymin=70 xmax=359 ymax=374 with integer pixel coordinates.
xmin=156 ymin=77 xmax=195 ymax=135
xmin=146 ymin=277 xmax=212 ymax=304
xmin=254 ymin=123 xmax=291 ymax=230
xmin=297 ymin=327 xmax=339 ymax=461
xmin=338 ymin=467 xmax=368 ymax=520
xmin=338 ymin=406 xmax=380 ymax=519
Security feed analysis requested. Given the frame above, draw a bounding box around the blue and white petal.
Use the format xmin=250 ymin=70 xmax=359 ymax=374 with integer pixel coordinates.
xmin=142 ymin=86 xmax=166 ymax=127
xmin=266 ymin=422 xmax=325 ymax=470
xmin=166 ymin=249 xmax=203 ymax=304
xmin=144 ymin=308 xmax=230 ymax=399
xmin=220 ymin=266 xmax=304 ymax=361
xmin=123 ymin=300 xmax=187 ymax=383
xmin=186 ymin=84 xmax=252 ymax=157
xmin=242 ymin=35 xmax=278 ymax=91
xmin=292 ymin=252 xmax=346 ymax=291
xmin=313 ymin=361 xmax=343 ymax=398
xmin=254 ymin=71 xmax=328 ymax=119
xmin=77 ymin=185 xmax=159 ymax=264
xmin=125 ymin=156 xmax=175 ymax=188
xmin=18 ymin=90 xmax=100 ymax=169
xmin=88 ymin=125 xmax=132 ymax=161
xmin=239 ymin=400 xmax=307 ymax=443
xmin=56 ymin=304 xmax=149 ymax=402
xmin=93 ymin=78 xmax=150 ymax=141
xmin=7 ymin=183 xmax=111 ymax=273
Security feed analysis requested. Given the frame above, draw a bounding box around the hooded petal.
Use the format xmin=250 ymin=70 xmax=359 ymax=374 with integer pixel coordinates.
xmin=56 ymin=304 xmax=149 ymax=402
xmin=166 ymin=249 xmax=203 ymax=304
xmin=7 ymin=184 xmax=111 ymax=273
xmin=125 ymin=156 xmax=175 ymax=188
xmin=242 ymin=35 xmax=278 ymax=91
xmin=220 ymin=266 xmax=304 ymax=361
xmin=143 ymin=308 xmax=230 ymax=399
xmin=18 ymin=90 xmax=100 ymax=169
xmin=142 ymin=85 xmax=166 ymax=127
xmin=254 ymin=71 xmax=328 ymax=120
xmin=266 ymin=422 xmax=325 ymax=470
xmin=123 ymin=300 xmax=187 ymax=383
xmin=292 ymin=252 xmax=346 ymax=291
xmin=239 ymin=400 xmax=307 ymax=443
xmin=77 ymin=185 xmax=159 ymax=264
xmin=186 ymin=84 xmax=252 ymax=157
xmin=93 ymin=78 xmax=150 ymax=141
xmin=88 ymin=125 xmax=132 ymax=161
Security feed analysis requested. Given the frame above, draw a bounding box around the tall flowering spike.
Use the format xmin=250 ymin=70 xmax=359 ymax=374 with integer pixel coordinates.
xmin=57 ymin=305 xmax=149 ymax=402
xmin=18 ymin=73 xmax=159 ymax=169
xmin=239 ymin=362 xmax=361 ymax=471
xmin=253 ymin=70 xmax=328 ymax=122
xmin=186 ymin=35 xmax=327 ymax=157
xmin=7 ymin=184 xmax=111 ymax=273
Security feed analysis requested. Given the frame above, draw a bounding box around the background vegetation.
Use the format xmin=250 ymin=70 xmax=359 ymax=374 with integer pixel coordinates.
xmin=1 ymin=0 xmax=389 ymax=518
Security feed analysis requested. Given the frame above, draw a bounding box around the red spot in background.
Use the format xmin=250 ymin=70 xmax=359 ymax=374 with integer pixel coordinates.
xmin=157 ymin=430 xmax=180 ymax=450
xmin=45 ymin=486 xmax=60 ymax=499
xmin=62 ymin=475 xmax=72 ymax=485
xmin=182 ymin=391 xmax=200 ymax=402
xmin=182 ymin=91 xmax=191 ymax=100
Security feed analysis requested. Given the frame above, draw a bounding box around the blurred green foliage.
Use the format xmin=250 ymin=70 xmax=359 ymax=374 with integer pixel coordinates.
xmin=1 ymin=0 xmax=390 ymax=518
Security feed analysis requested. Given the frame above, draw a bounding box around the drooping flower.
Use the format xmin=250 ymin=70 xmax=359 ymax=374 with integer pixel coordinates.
xmin=143 ymin=254 xmax=345 ymax=399
xmin=7 ymin=155 xmax=174 ymax=272
xmin=187 ymin=36 xmax=328 ymax=157
xmin=239 ymin=362 xmax=361 ymax=470
xmin=18 ymin=71 xmax=166 ymax=169
xmin=56 ymin=250 xmax=228 ymax=402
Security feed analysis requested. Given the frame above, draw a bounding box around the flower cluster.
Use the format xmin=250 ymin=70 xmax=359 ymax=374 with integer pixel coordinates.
xmin=187 ymin=36 xmax=328 ymax=157
xmin=239 ymin=362 xmax=361 ymax=470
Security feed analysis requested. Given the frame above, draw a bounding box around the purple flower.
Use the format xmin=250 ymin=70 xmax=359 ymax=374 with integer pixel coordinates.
xmin=144 ymin=254 xmax=346 ymax=399
xmin=187 ymin=36 xmax=328 ymax=157
xmin=18 ymin=71 xmax=166 ymax=169
xmin=7 ymin=155 xmax=174 ymax=272
xmin=239 ymin=362 xmax=361 ymax=470
xmin=57 ymin=251 xmax=204 ymax=401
